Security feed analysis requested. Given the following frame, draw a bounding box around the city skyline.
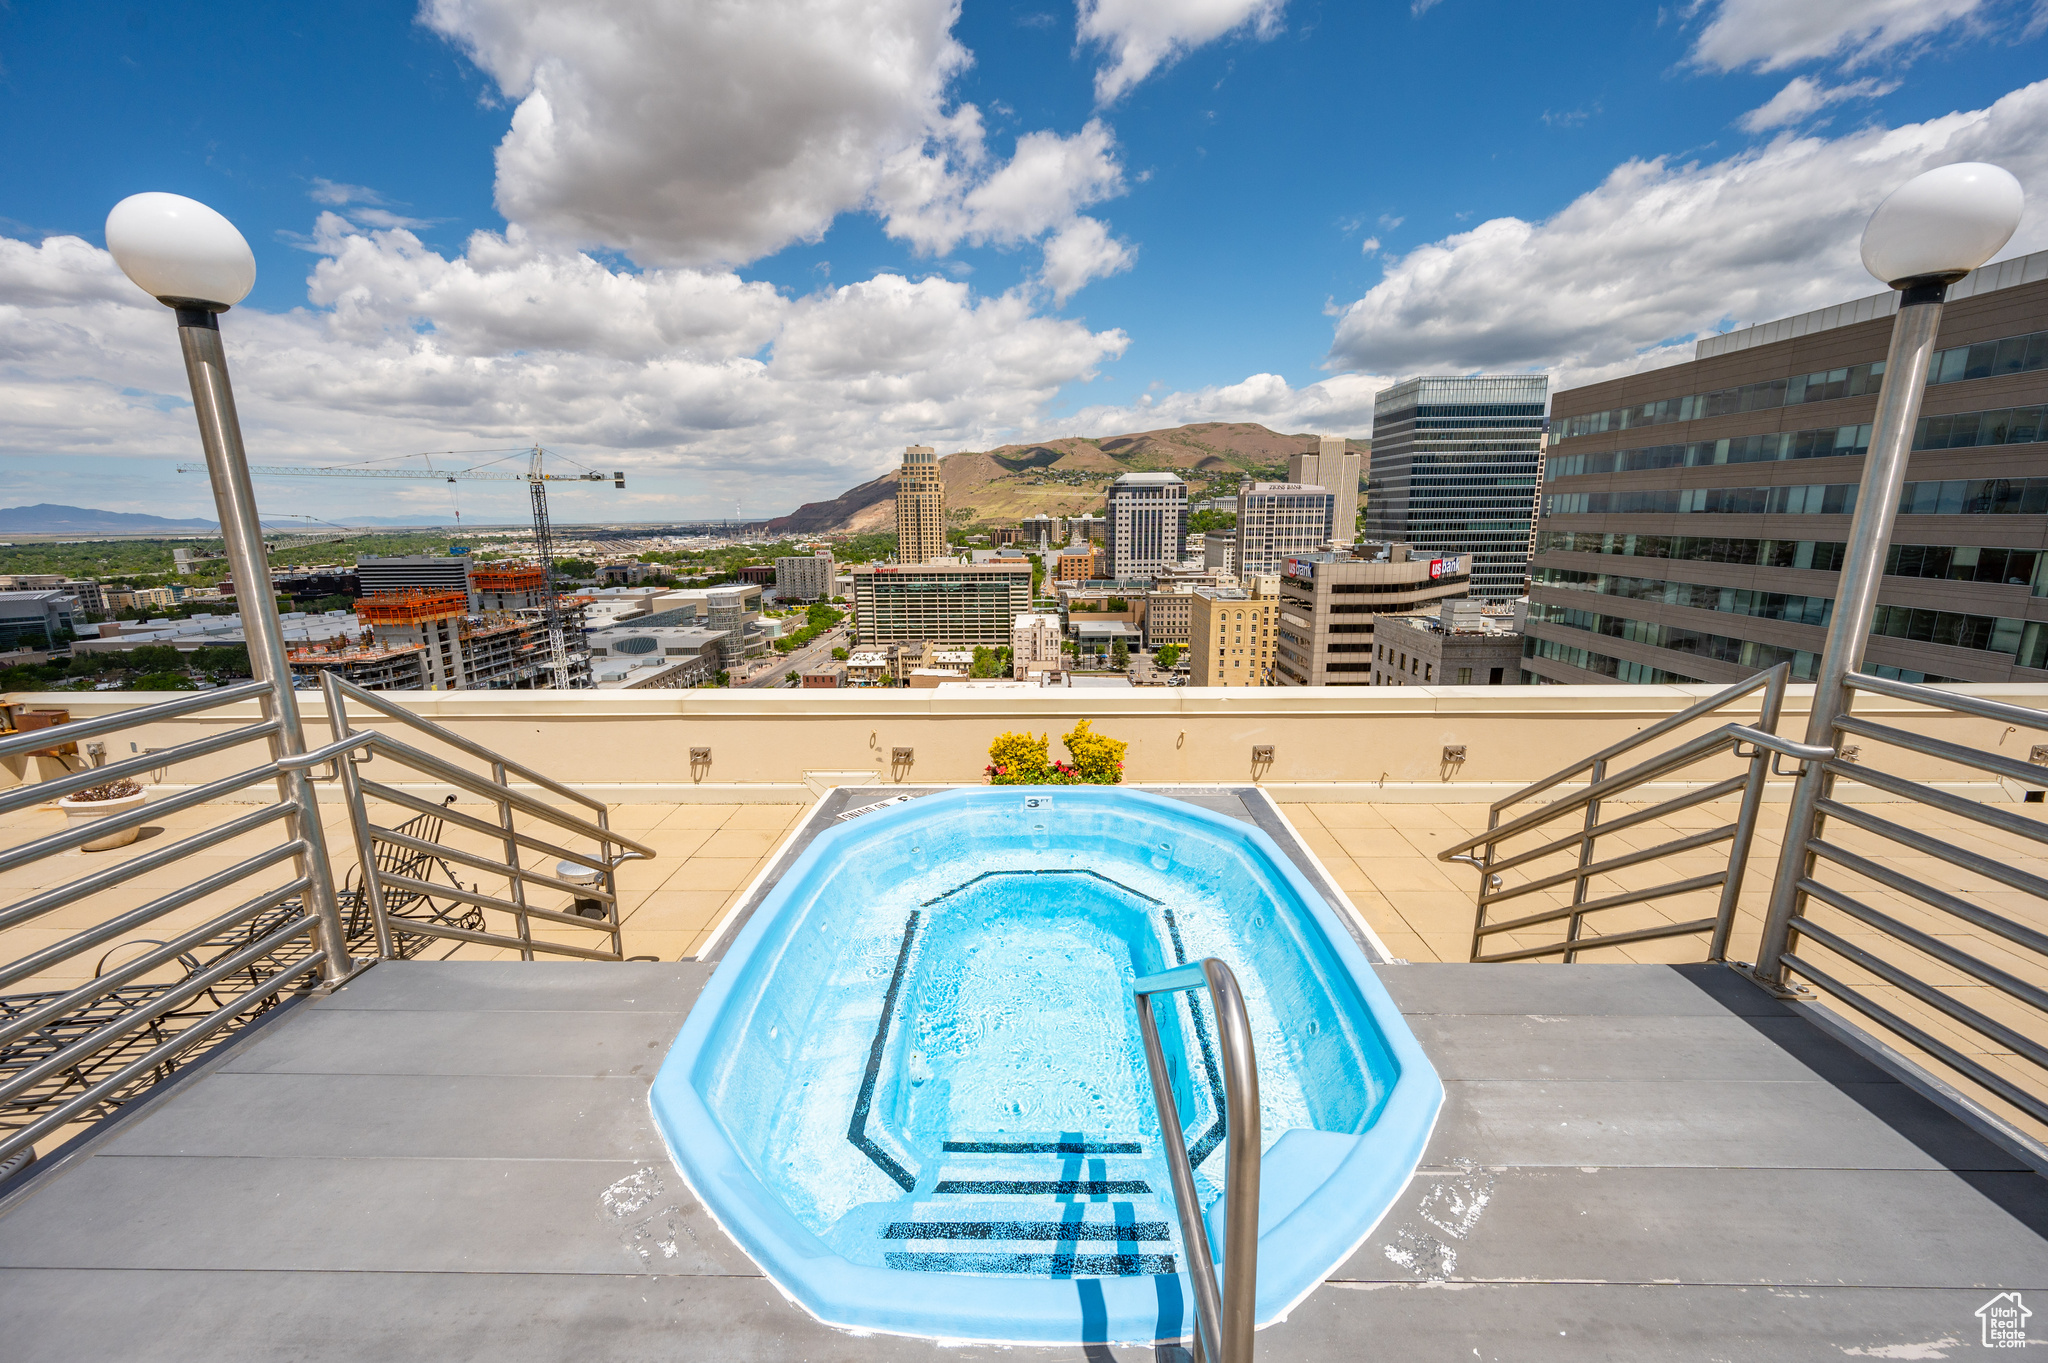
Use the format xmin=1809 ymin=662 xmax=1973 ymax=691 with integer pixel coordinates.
xmin=3 ymin=2 xmax=2047 ymax=525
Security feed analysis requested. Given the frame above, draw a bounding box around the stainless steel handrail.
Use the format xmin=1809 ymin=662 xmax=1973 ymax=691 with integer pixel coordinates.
xmin=1133 ymin=958 xmax=1259 ymax=1363
xmin=1488 ymin=664 xmax=1788 ymax=815
xmin=1750 ymin=671 xmax=2048 ymax=1129
xmin=0 ymin=675 xmax=661 ymax=1167
xmin=0 ymin=687 xmax=334 ymax=1165
xmin=314 ymin=675 xmax=656 ymax=962
xmin=1436 ymin=666 xmax=1835 ymax=963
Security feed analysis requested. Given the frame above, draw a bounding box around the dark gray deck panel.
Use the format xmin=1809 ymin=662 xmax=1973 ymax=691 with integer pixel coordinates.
xmin=0 ymin=958 xmax=2042 ymax=1361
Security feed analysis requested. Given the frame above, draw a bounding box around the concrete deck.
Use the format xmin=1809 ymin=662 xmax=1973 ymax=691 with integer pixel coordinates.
xmin=8 ymin=786 xmax=2047 ymax=1151
xmin=2 ymin=959 xmax=2042 ymax=1361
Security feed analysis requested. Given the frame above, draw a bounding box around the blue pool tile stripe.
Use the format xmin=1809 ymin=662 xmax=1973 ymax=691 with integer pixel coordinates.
xmin=1160 ymin=906 xmax=1230 ymax=1168
xmin=940 ymin=1139 xmax=1142 ymax=1154
xmin=846 ymin=908 xmax=922 ymax=1192
xmin=882 ymin=1221 xmax=1173 ymax=1241
xmin=883 ymin=1251 xmax=1177 ymax=1276
xmin=933 ymin=1179 xmax=1150 ymax=1195
xmin=921 ymin=866 xmax=1165 ymax=908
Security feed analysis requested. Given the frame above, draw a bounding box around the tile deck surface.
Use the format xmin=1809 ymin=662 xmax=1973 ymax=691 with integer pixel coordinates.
xmin=1 ymin=959 xmax=2043 ymax=1361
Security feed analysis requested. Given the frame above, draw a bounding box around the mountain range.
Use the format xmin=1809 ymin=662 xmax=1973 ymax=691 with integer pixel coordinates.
xmin=0 ymin=504 xmax=221 ymax=535
xmin=764 ymin=422 xmax=1357 ymax=534
xmin=0 ymin=505 xmax=466 ymax=536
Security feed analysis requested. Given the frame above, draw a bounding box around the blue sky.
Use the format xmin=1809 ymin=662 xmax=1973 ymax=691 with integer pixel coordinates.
xmin=3 ymin=1 xmax=2047 ymax=523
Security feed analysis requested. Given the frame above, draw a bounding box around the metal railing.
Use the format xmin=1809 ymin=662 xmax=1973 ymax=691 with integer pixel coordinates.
xmin=1438 ymin=665 xmax=1835 ymax=963
xmin=1133 ymin=958 xmax=1259 ymax=1363
xmin=0 ymin=681 xmax=343 ymax=1167
xmin=0 ymin=675 xmax=658 ymax=1169
xmin=1753 ymin=672 xmax=2048 ymax=1130
xmin=311 ymin=673 xmax=655 ymax=963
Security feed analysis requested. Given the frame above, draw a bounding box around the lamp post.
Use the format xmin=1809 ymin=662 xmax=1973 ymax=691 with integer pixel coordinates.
xmin=104 ymin=192 xmax=357 ymax=987
xmin=1753 ymin=162 xmax=2025 ymax=988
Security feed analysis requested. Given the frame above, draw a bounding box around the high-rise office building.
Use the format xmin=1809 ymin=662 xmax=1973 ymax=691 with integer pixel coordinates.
xmin=1235 ymin=483 xmax=1335 ymax=577
xmin=895 ymin=445 xmax=947 ymax=566
xmin=1104 ymin=473 xmax=1188 ymax=581
xmin=1289 ymin=435 xmax=1363 ymax=544
xmin=1528 ymin=248 xmax=2048 ymax=686
xmin=851 ymin=562 xmax=1032 ymax=647
xmin=775 ymin=551 xmax=835 ymax=601
xmin=1367 ymin=375 xmax=1548 ymax=600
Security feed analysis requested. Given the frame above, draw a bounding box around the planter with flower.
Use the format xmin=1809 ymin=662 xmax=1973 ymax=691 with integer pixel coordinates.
xmin=985 ymin=720 xmax=1127 ymax=786
xmin=58 ymin=778 xmax=148 ymax=851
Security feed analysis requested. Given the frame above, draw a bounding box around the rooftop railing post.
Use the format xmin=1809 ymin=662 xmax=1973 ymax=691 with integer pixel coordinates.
xmin=174 ymin=310 xmax=355 ymax=990
xmin=1562 ymin=758 xmax=1606 ymax=964
xmin=1756 ymin=162 xmax=2024 ymax=985
xmin=1755 ymin=290 xmax=1946 ymax=988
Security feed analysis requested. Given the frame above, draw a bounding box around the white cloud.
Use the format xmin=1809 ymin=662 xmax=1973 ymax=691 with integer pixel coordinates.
xmin=1059 ymin=372 xmax=1384 ymax=439
xmin=1689 ymin=0 xmax=1988 ymax=73
xmin=1737 ymin=76 xmax=1900 ymax=131
xmin=878 ymin=118 xmax=1128 ymax=258
xmin=1328 ymin=78 xmax=2048 ymax=389
xmin=1077 ymin=0 xmax=1285 ymax=105
xmin=420 ymin=1 xmax=1132 ymax=302
xmin=1040 ymin=217 xmax=1137 ymax=303
xmin=0 ymin=223 xmax=1128 ymax=518
xmin=420 ymin=0 xmax=972 ymax=267
xmin=1359 ymin=236 xmax=1381 ymax=256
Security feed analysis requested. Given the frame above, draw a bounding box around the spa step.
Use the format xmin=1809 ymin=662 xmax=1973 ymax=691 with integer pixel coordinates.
xmin=878 ymin=1131 xmax=1184 ymax=1277
xmin=881 ymin=1200 xmax=1179 ymax=1277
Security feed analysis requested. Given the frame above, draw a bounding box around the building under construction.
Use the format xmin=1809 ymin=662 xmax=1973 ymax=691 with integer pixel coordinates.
xmin=322 ymin=590 xmax=588 ymax=691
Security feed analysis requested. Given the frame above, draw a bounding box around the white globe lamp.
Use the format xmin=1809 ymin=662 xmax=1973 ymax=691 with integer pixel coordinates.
xmin=1860 ymin=162 xmax=2024 ymax=290
xmin=105 ymin=192 xmax=256 ymax=310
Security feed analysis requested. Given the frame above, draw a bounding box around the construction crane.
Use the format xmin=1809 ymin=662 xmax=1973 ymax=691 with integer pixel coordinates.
xmin=177 ymin=446 xmax=624 ymax=689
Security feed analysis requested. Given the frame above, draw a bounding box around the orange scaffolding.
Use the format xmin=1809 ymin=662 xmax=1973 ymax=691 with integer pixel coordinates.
xmin=472 ymin=564 xmax=546 ymax=593
xmin=353 ymin=590 xmax=469 ymax=626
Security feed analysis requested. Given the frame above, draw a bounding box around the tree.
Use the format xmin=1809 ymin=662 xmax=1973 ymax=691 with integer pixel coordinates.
xmin=126 ymin=645 xmax=183 ymax=673
xmin=1155 ymin=643 xmax=1181 ymax=669
xmin=1111 ymin=639 xmax=1129 ymax=670
xmin=831 ymin=647 xmax=849 ymax=661
xmin=1188 ymin=510 xmax=1237 ymax=534
xmin=784 ymin=670 xmax=800 ymax=686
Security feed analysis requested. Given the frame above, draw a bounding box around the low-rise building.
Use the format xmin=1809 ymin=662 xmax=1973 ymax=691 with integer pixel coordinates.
xmin=599 ymin=561 xmax=664 ymax=586
xmin=1053 ymin=547 xmax=1100 ymax=584
xmin=850 ymin=561 xmax=1031 ymax=647
xmin=1273 ymin=545 xmax=1473 ymax=687
xmin=1142 ymin=588 xmax=1193 ymax=652
xmin=1012 ymin=612 xmax=1063 ymax=678
xmin=0 ymin=591 xmax=78 ymax=651
xmin=585 ymin=623 xmax=731 ymax=680
xmin=843 ymin=650 xmax=891 ymax=685
xmin=800 ymin=667 xmax=845 ymax=688
xmin=1373 ymin=599 xmax=1524 ymax=686
xmin=55 ymin=580 xmax=105 ymax=614
xmin=1189 ymin=587 xmax=1276 ymax=687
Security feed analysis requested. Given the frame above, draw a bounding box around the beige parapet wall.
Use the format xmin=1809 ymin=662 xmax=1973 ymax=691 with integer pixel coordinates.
xmin=3 ymin=683 xmax=2043 ymax=804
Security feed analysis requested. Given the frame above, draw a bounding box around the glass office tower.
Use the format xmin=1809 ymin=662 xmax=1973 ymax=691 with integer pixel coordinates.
xmin=1367 ymin=375 xmax=1549 ymax=600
